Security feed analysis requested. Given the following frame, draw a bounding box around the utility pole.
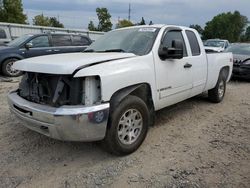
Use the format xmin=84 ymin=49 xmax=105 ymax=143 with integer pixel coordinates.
xmin=128 ymin=3 xmax=131 ymax=21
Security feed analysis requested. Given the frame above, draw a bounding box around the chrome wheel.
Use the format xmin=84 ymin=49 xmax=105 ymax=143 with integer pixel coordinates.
xmin=117 ymin=109 xmax=143 ymax=145
xmin=5 ymin=60 xmax=21 ymax=76
xmin=218 ymin=80 xmax=225 ymax=98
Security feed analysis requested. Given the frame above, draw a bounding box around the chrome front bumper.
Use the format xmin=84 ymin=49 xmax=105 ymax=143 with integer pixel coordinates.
xmin=8 ymin=91 xmax=109 ymax=141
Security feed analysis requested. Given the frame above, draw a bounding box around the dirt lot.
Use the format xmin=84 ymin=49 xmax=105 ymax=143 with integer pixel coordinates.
xmin=0 ymin=77 xmax=249 ymax=188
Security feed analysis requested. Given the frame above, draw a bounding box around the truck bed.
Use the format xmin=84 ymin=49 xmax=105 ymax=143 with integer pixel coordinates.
xmin=205 ymin=52 xmax=233 ymax=91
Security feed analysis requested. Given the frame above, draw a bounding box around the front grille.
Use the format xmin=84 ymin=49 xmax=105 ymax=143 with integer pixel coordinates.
xmin=18 ymin=73 xmax=83 ymax=107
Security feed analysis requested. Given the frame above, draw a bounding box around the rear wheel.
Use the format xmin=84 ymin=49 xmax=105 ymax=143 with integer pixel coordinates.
xmin=208 ymin=74 xmax=226 ymax=103
xmin=2 ymin=58 xmax=22 ymax=77
xmin=103 ymin=95 xmax=149 ymax=155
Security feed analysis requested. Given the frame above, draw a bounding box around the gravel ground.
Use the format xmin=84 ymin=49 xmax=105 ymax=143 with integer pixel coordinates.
xmin=0 ymin=77 xmax=249 ymax=188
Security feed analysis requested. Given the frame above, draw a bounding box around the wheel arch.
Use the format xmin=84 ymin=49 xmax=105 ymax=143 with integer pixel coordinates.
xmin=219 ymin=66 xmax=230 ymax=82
xmin=109 ymin=83 xmax=155 ymax=126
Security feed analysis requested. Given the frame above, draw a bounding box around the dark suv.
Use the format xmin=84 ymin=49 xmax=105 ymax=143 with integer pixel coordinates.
xmin=0 ymin=33 xmax=92 ymax=76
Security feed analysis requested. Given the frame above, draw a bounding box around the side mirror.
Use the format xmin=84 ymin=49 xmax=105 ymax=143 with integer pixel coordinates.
xmin=25 ymin=42 xmax=33 ymax=49
xmin=158 ymin=40 xmax=184 ymax=60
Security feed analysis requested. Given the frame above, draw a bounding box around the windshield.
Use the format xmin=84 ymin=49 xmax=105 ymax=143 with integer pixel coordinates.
xmin=85 ymin=27 xmax=160 ymax=55
xmin=225 ymin=44 xmax=250 ymax=55
xmin=204 ymin=40 xmax=225 ymax=48
xmin=7 ymin=34 xmax=33 ymax=47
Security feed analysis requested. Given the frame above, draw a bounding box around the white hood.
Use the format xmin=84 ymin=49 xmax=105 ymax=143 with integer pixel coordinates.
xmin=13 ymin=52 xmax=136 ymax=75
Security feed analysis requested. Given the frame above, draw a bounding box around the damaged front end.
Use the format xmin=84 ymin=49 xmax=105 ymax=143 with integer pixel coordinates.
xmin=8 ymin=72 xmax=109 ymax=141
xmin=18 ymin=72 xmax=102 ymax=107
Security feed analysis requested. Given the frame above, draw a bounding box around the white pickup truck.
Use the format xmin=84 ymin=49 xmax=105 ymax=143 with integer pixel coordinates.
xmin=8 ymin=25 xmax=233 ymax=155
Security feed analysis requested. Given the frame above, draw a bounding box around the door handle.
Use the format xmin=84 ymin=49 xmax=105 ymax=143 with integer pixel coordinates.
xmin=54 ymin=49 xmax=60 ymax=52
xmin=184 ymin=63 xmax=192 ymax=68
xmin=46 ymin=49 xmax=52 ymax=52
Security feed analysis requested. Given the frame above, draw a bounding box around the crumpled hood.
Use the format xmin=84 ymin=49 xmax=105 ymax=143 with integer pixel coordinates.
xmin=13 ymin=52 xmax=136 ymax=75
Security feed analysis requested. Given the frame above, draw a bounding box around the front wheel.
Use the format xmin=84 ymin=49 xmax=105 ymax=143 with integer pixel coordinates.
xmin=2 ymin=58 xmax=22 ymax=77
xmin=103 ymin=95 xmax=149 ymax=155
xmin=208 ymin=74 xmax=226 ymax=103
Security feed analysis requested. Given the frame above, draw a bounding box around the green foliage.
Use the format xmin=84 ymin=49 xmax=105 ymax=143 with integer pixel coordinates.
xmin=203 ymin=11 xmax=248 ymax=42
xmin=88 ymin=7 xmax=112 ymax=32
xmin=139 ymin=17 xmax=145 ymax=25
xmin=0 ymin=0 xmax=27 ymax=24
xmin=49 ymin=17 xmax=64 ymax=28
xmin=96 ymin=7 xmax=112 ymax=32
xmin=33 ymin=14 xmax=64 ymax=28
xmin=116 ymin=19 xmax=134 ymax=28
xmin=88 ymin=20 xmax=97 ymax=31
xmin=33 ymin=14 xmax=50 ymax=26
xmin=189 ymin=24 xmax=204 ymax=34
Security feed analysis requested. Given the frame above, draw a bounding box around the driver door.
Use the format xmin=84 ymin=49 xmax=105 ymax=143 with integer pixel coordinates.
xmin=154 ymin=29 xmax=193 ymax=108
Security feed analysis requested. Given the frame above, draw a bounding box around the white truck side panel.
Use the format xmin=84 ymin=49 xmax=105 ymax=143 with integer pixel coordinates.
xmin=204 ymin=52 xmax=233 ymax=91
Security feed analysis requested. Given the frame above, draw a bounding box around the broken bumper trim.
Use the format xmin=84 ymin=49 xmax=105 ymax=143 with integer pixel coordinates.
xmin=8 ymin=91 xmax=109 ymax=141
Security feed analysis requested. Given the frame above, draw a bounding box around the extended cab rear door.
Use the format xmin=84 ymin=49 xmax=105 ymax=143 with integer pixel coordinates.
xmin=184 ymin=30 xmax=207 ymax=96
xmin=154 ymin=28 xmax=193 ymax=107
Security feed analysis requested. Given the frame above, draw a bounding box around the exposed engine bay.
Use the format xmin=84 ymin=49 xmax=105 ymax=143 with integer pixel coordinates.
xmin=18 ymin=72 xmax=101 ymax=107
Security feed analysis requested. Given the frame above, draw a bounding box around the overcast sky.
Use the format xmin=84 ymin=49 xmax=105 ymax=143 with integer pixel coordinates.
xmin=22 ymin=0 xmax=250 ymax=29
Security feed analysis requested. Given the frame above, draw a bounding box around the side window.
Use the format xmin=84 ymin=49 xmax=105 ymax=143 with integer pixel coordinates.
xmin=29 ymin=35 xmax=50 ymax=48
xmin=185 ymin=30 xmax=201 ymax=56
xmin=162 ymin=30 xmax=187 ymax=57
xmin=0 ymin=29 xmax=7 ymax=39
xmin=72 ymin=36 xmax=90 ymax=46
xmin=51 ymin=35 xmax=72 ymax=46
xmin=225 ymin=42 xmax=229 ymax=49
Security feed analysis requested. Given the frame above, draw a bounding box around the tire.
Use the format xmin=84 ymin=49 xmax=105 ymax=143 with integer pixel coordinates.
xmin=2 ymin=58 xmax=22 ymax=77
xmin=208 ymin=73 xmax=226 ymax=103
xmin=103 ymin=95 xmax=149 ymax=155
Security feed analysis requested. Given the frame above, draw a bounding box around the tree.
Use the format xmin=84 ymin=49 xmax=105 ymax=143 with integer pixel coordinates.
xmin=0 ymin=0 xmax=27 ymax=24
xmin=203 ymin=11 xmax=248 ymax=42
xmin=49 ymin=17 xmax=64 ymax=28
xmin=116 ymin=19 xmax=133 ymax=28
xmin=139 ymin=17 xmax=145 ymax=25
xmin=96 ymin=7 xmax=112 ymax=32
xmin=33 ymin=14 xmax=51 ymax=26
xmin=33 ymin=14 xmax=64 ymax=28
xmin=149 ymin=20 xmax=153 ymax=25
xmin=189 ymin=24 xmax=203 ymax=34
xmin=88 ymin=20 xmax=97 ymax=31
xmin=88 ymin=8 xmax=112 ymax=32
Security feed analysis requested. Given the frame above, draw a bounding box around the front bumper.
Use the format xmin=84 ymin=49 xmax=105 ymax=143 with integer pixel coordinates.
xmin=8 ymin=91 xmax=110 ymax=141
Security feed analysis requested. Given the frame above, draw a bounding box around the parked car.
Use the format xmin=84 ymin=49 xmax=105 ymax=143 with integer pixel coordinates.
xmin=0 ymin=22 xmax=104 ymax=46
xmin=0 ymin=33 xmax=92 ymax=76
xmin=225 ymin=43 xmax=250 ymax=79
xmin=8 ymin=25 xmax=233 ymax=155
xmin=204 ymin=39 xmax=230 ymax=52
